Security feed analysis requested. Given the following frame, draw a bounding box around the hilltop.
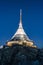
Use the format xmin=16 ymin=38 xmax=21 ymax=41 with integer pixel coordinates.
xmin=0 ymin=44 xmax=43 ymax=65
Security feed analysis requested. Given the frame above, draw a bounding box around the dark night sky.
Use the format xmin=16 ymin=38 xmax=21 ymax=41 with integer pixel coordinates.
xmin=0 ymin=0 xmax=43 ymax=48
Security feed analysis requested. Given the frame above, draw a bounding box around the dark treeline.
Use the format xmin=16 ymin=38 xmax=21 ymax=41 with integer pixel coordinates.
xmin=0 ymin=44 xmax=43 ymax=65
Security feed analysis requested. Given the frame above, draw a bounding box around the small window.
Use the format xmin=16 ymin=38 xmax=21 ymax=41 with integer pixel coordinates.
xmin=23 ymin=42 xmax=26 ymax=46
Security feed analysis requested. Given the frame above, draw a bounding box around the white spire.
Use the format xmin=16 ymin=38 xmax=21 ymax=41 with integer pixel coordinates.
xmin=11 ymin=9 xmax=30 ymax=41
xmin=19 ymin=9 xmax=23 ymax=29
xmin=20 ymin=9 xmax=22 ymax=22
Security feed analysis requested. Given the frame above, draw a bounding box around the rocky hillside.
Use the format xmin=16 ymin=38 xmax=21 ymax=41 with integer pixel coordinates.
xmin=0 ymin=44 xmax=43 ymax=65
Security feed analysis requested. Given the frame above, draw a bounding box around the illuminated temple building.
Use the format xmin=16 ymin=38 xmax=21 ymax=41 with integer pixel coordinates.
xmin=7 ymin=9 xmax=36 ymax=48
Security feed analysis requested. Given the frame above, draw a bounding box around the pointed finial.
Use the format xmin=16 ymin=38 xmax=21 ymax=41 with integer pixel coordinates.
xmin=20 ymin=9 xmax=22 ymax=21
xmin=19 ymin=9 xmax=23 ymax=28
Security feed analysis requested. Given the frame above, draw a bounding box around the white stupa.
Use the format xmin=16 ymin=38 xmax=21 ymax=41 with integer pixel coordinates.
xmin=7 ymin=9 xmax=36 ymax=48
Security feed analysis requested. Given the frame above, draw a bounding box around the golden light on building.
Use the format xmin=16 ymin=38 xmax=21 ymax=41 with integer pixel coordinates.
xmin=6 ymin=9 xmax=37 ymax=48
